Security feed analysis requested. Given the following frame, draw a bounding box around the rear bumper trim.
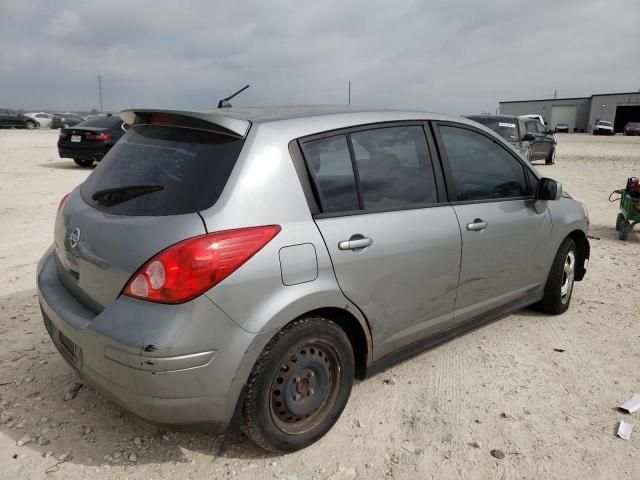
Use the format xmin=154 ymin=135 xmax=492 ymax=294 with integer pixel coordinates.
xmin=104 ymin=347 xmax=216 ymax=372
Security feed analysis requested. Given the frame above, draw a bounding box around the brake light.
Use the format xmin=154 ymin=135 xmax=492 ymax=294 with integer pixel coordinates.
xmin=86 ymin=132 xmax=110 ymax=141
xmin=123 ymin=225 xmax=281 ymax=304
xmin=59 ymin=132 xmax=67 ymax=140
xmin=58 ymin=193 xmax=70 ymax=211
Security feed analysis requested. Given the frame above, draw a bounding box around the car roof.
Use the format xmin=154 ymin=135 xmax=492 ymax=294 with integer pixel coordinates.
xmin=121 ymin=105 xmax=477 ymax=139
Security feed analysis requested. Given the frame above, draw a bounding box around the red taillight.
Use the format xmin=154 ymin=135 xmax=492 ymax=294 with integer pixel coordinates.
xmin=86 ymin=132 xmax=110 ymax=141
xmin=123 ymin=225 xmax=281 ymax=304
xmin=58 ymin=193 xmax=70 ymax=211
xmin=59 ymin=132 xmax=67 ymax=140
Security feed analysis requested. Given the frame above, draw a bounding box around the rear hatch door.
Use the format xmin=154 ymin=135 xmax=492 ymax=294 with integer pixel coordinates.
xmin=55 ymin=118 xmax=247 ymax=312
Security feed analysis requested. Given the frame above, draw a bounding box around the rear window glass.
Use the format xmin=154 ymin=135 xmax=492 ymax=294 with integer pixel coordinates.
xmin=303 ymin=135 xmax=359 ymax=213
xmin=81 ymin=125 xmax=244 ymax=216
xmin=77 ymin=116 xmax=123 ymax=128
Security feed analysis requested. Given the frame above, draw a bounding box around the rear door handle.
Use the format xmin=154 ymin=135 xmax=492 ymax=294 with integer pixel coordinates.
xmin=338 ymin=237 xmax=373 ymax=251
xmin=466 ymin=219 xmax=488 ymax=231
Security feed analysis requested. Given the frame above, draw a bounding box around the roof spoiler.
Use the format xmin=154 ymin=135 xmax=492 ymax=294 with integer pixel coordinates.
xmin=119 ymin=109 xmax=250 ymax=138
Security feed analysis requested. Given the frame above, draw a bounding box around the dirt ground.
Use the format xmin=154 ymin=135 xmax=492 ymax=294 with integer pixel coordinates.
xmin=0 ymin=130 xmax=639 ymax=480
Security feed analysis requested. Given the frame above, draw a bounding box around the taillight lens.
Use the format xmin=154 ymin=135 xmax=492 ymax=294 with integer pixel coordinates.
xmin=58 ymin=193 xmax=70 ymax=211
xmin=123 ymin=225 xmax=281 ymax=304
xmin=59 ymin=132 xmax=67 ymax=140
xmin=86 ymin=132 xmax=110 ymax=141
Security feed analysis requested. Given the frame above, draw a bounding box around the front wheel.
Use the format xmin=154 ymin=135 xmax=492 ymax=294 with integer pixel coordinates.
xmin=25 ymin=121 xmax=36 ymax=130
xmin=73 ymin=158 xmax=94 ymax=167
xmin=241 ymin=316 xmax=354 ymax=452
xmin=536 ymin=238 xmax=577 ymax=315
xmin=545 ymin=147 xmax=556 ymax=165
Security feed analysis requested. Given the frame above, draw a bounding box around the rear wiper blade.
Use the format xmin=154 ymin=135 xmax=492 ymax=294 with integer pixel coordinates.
xmin=92 ymin=185 xmax=164 ymax=207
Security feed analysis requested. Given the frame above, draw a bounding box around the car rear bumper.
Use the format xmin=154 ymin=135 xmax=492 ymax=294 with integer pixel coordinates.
xmin=36 ymin=247 xmax=259 ymax=427
xmin=58 ymin=144 xmax=112 ymax=161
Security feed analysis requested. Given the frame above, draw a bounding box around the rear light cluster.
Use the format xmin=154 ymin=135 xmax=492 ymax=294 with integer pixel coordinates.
xmin=59 ymin=132 xmax=67 ymax=140
xmin=86 ymin=132 xmax=110 ymax=141
xmin=123 ymin=225 xmax=281 ymax=304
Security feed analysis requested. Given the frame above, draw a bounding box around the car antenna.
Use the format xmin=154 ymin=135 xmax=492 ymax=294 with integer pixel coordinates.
xmin=218 ymin=85 xmax=250 ymax=108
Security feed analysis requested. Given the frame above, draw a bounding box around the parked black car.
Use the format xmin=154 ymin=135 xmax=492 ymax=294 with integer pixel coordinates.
xmin=58 ymin=115 xmax=128 ymax=167
xmin=466 ymin=115 xmax=557 ymax=165
xmin=51 ymin=113 xmax=85 ymax=129
xmin=0 ymin=109 xmax=38 ymax=129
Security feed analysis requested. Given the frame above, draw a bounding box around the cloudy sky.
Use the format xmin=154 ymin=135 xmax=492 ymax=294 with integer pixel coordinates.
xmin=1 ymin=0 xmax=638 ymax=115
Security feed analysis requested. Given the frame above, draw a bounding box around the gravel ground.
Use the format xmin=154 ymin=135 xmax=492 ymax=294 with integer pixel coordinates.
xmin=0 ymin=130 xmax=639 ymax=480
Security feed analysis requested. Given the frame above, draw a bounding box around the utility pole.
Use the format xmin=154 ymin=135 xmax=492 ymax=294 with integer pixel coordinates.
xmin=98 ymin=75 xmax=103 ymax=113
xmin=348 ymin=81 xmax=351 ymax=105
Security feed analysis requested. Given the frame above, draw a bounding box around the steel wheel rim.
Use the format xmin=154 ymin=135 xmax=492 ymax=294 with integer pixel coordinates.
xmin=560 ymin=250 xmax=575 ymax=303
xmin=269 ymin=340 xmax=342 ymax=435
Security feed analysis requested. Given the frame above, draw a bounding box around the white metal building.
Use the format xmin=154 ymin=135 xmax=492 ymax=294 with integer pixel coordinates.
xmin=499 ymin=91 xmax=640 ymax=133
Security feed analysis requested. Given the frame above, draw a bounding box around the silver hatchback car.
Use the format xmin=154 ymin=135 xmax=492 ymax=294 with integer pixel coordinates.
xmin=37 ymin=106 xmax=589 ymax=452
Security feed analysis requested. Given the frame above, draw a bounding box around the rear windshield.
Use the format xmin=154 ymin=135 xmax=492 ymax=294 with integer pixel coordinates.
xmin=77 ymin=116 xmax=123 ymax=128
xmin=81 ymin=125 xmax=244 ymax=216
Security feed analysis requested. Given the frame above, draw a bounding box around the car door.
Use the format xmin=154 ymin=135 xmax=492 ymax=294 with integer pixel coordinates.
xmin=434 ymin=122 xmax=552 ymax=323
xmin=300 ymin=123 xmax=462 ymax=359
xmin=0 ymin=110 xmax=7 ymax=127
xmin=535 ymin=121 xmax=554 ymax=155
xmin=524 ymin=121 xmax=546 ymax=160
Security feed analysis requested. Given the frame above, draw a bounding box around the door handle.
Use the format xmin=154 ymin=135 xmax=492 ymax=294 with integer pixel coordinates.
xmin=466 ymin=219 xmax=488 ymax=231
xmin=338 ymin=237 xmax=373 ymax=251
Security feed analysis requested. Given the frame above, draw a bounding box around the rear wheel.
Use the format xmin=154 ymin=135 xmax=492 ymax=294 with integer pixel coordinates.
xmin=536 ymin=238 xmax=577 ymax=315
xmin=619 ymin=220 xmax=631 ymax=241
xmin=241 ymin=316 xmax=354 ymax=452
xmin=615 ymin=213 xmax=624 ymax=231
xmin=25 ymin=121 xmax=36 ymax=130
xmin=73 ymin=158 xmax=94 ymax=167
xmin=545 ymin=147 xmax=556 ymax=165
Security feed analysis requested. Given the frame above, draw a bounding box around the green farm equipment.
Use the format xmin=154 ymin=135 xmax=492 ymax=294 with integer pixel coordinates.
xmin=611 ymin=177 xmax=640 ymax=241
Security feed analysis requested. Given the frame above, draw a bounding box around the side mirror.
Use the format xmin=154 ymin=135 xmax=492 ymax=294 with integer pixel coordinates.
xmin=537 ymin=178 xmax=562 ymax=201
xmin=522 ymin=133 xmax=536 ymax=142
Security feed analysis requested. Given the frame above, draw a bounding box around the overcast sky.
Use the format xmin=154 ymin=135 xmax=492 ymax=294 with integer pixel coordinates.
xmin=1 ymin=0 xmax=638 ymax=115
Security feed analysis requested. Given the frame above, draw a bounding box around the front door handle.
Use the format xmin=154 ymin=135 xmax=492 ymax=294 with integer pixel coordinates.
xmin=466 ymin=219 xmax=488 ymax=231
xmin=338 ymin=236 xmax=373 ymax=251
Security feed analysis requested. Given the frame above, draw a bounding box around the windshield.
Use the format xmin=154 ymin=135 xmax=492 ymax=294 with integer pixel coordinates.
xmin=598 ymin=121 xmax=612 ymax=126
xmin=471 ymin=118 xmax=518 ymax=142
xmin=81 ymin=125 xmax=245 ymax=215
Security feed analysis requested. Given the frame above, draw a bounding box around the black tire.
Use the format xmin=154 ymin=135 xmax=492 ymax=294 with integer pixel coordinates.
xmin=241 ymin=316 xmax=354 ymax=452
xmin=615 ymin=213 xmax=625 ymax=231
xmin=73 ymin=158 xmax=94 ymax=167
xmin=619 ymin=220 xmax=631 ymax=241
xmin=536 ymin=238 xmax=577 ymax=315
xmin=545 ymin=147 xmax=556 ymax=165
xmin=25 ymin=121 xmax=36 ymax=130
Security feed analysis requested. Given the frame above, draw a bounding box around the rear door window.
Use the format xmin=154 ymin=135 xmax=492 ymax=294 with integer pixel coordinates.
xmin=350 ymin=126 xmax=437 ymax=209
xmin=302 ymin=135 xmax=360 ymax=213
xmin=81 ymin=125 xmax=244 ymax=216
